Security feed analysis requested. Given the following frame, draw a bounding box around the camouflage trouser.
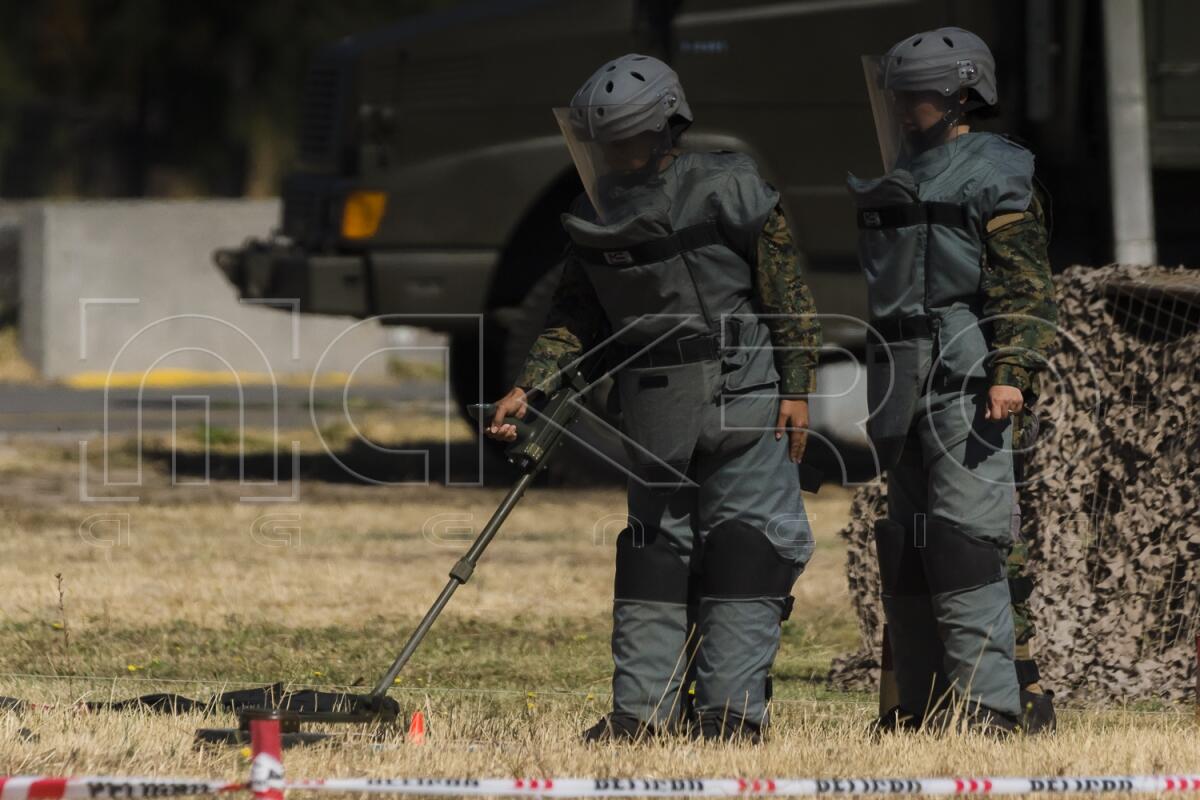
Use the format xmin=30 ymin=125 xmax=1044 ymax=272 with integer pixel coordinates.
xmin=1008 ymin=410 xmax=1044 ymax=693
xmin=1006 ymin=507 xmax=1046 ymax=692
xmin=1008 ymin=538 xmax=1036 ymax=652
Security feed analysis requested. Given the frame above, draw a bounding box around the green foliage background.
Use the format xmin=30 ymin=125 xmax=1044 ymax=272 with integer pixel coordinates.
xmin=0 ymin=0 xmax=461 ymax=198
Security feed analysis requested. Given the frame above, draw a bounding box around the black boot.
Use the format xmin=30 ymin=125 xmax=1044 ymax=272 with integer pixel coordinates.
xmin=923 ymin=705 xmax=1019 ymax=737
xmin=580 ymin=712 xmax=653 ymax=744
xmin=868 ymin=706 xmax=922 ymax=736
xmin=691 ymin=711 xmax=763 ymax=744
xmin=1019 ymin=689 xmax=1056 ymax=734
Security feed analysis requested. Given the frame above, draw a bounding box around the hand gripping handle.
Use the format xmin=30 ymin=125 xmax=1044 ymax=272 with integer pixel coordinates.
xmin=467 ymin=403 xmax=532 ymax=443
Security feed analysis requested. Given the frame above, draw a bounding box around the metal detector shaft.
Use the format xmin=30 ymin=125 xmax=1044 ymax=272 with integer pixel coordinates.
xmin=369 ymin=361 xmax=591 ymax=701
xmin=369 ymin=469 xmax=537 ymax=699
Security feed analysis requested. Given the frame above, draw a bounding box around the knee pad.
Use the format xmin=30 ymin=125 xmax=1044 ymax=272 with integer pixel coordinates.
xmin=919 ymin=518 xmax=1007 ymax=596
xmin=614 ymin=526 xmax=690 ymax=603
xmin=698 ymin=520 xmax=794 ymax=599
xmin=873 ymin=519 xmax=928 ymax=597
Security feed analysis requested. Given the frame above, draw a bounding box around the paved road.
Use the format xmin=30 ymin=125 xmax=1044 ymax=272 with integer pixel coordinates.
xmin=0 ymin=381 xmax=450 ymax=435
xmin=0 ymin=378 xmax=876 ymax=483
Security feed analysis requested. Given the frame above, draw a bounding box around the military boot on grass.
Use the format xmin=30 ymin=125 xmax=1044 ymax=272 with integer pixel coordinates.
xmin=868 ymin=706 xmax=923 ymax=737
xmin=690 ymin=711 xmax=763 ymax=744
xmin=1019 ymin=688 xmax=1056 ymax=734
xmin=581 ymin=712 xmax=657 ymax=744
xmin=923 ymin=705 xmax=1020 ymax=738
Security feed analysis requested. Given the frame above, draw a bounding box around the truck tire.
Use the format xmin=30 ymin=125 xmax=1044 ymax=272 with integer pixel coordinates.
xmin=448 ymin=262 xmax=562 ymax=410
xmin=449 ymin=264 xmax=625 ymax=484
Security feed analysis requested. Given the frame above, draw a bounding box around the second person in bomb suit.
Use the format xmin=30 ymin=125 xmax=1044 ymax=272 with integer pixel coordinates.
xmin=847 ymin=28 xmax=1058 ymax=733
xmin=487 ymin=53 xmax=822 ymax=742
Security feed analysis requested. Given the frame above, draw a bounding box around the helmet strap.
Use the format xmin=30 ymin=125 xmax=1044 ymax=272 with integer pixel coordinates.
xmin=668 ymin=114 xmax=692 ymax=144
xmin=909 ymin=101 xmax=963 ymax=153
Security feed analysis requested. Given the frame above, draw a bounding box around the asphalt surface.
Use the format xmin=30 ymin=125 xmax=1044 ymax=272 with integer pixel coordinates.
xmin=0 ymin=379 xmax=876 ymax=484
xmin=0 ymin=381 xmax=449 ymax=436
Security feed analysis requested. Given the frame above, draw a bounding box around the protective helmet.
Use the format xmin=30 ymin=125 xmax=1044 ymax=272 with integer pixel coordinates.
xmin=883 ymin=27 xmax=997 ymax=108
xmin=567 ymin=53 xmax=693 ymax=143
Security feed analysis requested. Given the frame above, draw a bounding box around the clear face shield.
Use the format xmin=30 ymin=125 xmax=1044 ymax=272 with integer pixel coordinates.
xmin=862 ymin=54 xmax=965 ymax=174
xmin=553 ymin=104 xmax=674 ymax=223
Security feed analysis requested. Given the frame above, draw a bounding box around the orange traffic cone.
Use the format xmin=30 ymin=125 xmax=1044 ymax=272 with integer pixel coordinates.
xmin=406 ymin=710 xmax=426 ymax=744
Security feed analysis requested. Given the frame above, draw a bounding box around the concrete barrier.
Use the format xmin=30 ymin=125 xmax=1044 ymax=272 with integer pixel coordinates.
xmin=15 ymin=200 xmax=441 ymax=384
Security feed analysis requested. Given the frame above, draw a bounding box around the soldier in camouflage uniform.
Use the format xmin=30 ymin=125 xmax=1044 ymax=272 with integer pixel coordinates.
xmin=487 ymin=54 xmax=821 ymax=743
xmin=848 ymin=28 xmax=1057 ymax=735
xmin=877 ymin=187 xmax=1058 ymax=732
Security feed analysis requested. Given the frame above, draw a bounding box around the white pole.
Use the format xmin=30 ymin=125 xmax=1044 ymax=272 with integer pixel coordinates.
xmin=1102 ymin=0 xmax=1157 ymax=265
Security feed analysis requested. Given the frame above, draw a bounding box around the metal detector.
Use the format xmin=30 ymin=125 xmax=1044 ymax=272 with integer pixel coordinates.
xmin=196 ymin=364 xmax=593 ymax=747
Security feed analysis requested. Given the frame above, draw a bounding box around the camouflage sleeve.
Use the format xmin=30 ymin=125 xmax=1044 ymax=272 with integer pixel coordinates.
xmin=514 ymin=253 xmax=606 ymax=395
xmin=980 ymin=189 xmax=1058 ymax=401
xmin=753 ymin=205 xmax=822 ymax=396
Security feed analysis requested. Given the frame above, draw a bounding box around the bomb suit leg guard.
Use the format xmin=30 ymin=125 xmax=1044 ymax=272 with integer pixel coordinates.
xmin=920 ymin=517 xmax=1020 ymax=717
xmin=877 ymin=430 xmax=951 ymax=719
xmin=874 ymin=518 xmax=949 ymax=718
xmin=610 ymin=508 xmax=695 ymax=731
xmin=692 ymin=519 xmax=796 ymax=738
xmin=690 ymin=427 xmax=812 ymax=739
xmin=917 ymin=389 xmax=1022 ymax=719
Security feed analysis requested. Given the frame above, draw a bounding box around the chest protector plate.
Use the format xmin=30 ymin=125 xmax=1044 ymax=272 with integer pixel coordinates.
xmin=846 ymin=133 xmax=1034 ymax=467
xmin=562 ymin=152 xmax=781 ymax=485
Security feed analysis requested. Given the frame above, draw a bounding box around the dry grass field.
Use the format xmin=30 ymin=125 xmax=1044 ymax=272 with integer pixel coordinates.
xmin=0 ymin=408 xmax=1197 ymax=790
xmin=0 ymin=328 xmax=38 ymax=384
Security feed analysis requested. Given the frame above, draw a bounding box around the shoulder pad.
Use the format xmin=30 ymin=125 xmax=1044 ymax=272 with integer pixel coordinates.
xmin=566 ymin=192 xmax=598 ymax=220
xmin=679 ymin=150 xmax=763 ymax=181
xmin=706 ymin=149 xmax=762 ymax=174
xmin=975 ymin=132 xmax=1035 ymax=178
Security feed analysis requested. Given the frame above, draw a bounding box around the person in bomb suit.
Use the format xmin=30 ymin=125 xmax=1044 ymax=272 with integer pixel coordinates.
xmin=486 ymin=53 xmax=822 ymax=742
xmin=847 ymin=28 xmax=1058 ymax=734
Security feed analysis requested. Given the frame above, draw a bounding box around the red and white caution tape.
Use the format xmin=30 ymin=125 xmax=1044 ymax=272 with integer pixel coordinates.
xmin=4 ymin=719 xmax=1200 ymax=798
xmin=6 ymin=775 xmax=1198 ymax=798
xmin=0 ymin=777 xmax=243 ymax=800
xmin=281 ymin=776 xmax=1200 ymax=796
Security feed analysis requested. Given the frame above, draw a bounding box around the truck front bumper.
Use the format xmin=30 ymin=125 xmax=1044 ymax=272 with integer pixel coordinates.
xmin=214 ymin=240 xmax=497 ymax=332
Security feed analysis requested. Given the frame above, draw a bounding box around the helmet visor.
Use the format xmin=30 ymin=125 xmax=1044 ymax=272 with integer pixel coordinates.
xmin=862 ymin=54 xmax=965 ymax=173
xmin=553 ymin=105 xmax=673 ymax=222
xmin=862 ymin=55 xmax=903 ymax=173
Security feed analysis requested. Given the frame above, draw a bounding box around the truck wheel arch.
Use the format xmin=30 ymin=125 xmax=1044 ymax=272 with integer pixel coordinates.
xmin=449 ymin=167 xmax=580 ymax=411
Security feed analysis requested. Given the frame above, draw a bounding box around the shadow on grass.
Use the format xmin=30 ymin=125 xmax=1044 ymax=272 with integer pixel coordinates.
xmin=142 ymin=437 xmax=626 ymax=488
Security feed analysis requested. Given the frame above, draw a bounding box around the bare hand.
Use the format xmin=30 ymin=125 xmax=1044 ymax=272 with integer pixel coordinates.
xmin=774 ymin=398 xmax=810 ymax=464
xmin=486 ymin=387 xmax=529 ymax=442
xmin=984 ymin=385 xmax=1024 ymax=420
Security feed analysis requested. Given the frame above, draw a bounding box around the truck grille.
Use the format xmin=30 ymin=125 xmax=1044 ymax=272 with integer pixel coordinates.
xmin=298 ymin=61 xmax=345 ymax=166
xmin=398 ymin=56 xmax=479 ymax=107
xmin=282 ymin=176 xmax=334 ymax=245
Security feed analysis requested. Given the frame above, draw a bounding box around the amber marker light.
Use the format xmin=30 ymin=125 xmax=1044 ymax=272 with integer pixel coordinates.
xmin=341 ymin=190 xmax=388 ymax=239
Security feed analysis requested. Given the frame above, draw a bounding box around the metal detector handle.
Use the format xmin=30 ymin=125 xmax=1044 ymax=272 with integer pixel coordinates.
xmin=467 ymin=403 xmax=533 ymax=443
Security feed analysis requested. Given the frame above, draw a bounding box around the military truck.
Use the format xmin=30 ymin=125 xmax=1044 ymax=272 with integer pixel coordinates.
xmin=215 ymin=0 xmax=1199 ymax=474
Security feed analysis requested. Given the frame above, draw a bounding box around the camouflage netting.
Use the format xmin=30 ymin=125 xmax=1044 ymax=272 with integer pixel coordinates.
xmin=829 ymin=264 xmax=1200 ymax=704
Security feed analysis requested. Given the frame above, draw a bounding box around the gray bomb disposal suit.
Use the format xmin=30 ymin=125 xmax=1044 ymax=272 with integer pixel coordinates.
xmin=847 ymin=30 xmax=1027 ymax=721
xmin=549 ymin=55 xmax=814 ymax=737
